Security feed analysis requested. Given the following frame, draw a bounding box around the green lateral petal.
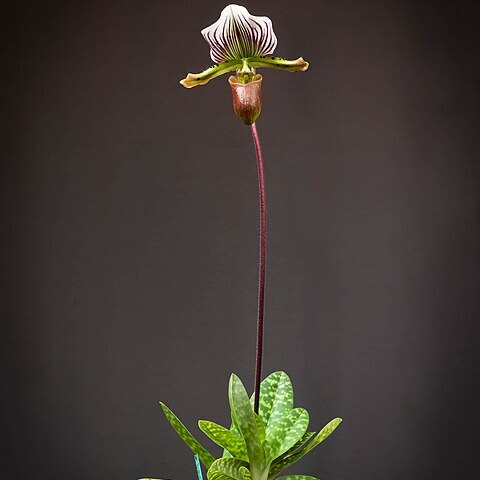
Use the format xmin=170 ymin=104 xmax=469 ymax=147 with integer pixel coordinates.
xmin=264 ymin=408 xmax=309 ymax=462
xmin=269 ymin=418 xmax=342 ymax=476
xmin=251 ymin=372 xmax=294 ymax=429
xmin=248 ymin=57 xmax=309 ymax=73
xmin=199 ymin=420 xmax=248 ymax=461
xmin=208 ymin=458 xmax=250 ymax=480
xmin=229 ymin=374 xmax=265 ymax=470
xmin=180 ymin=60 xmax=242 ymax=88
xmin=159 ymin=402 xmax=215 ymax=468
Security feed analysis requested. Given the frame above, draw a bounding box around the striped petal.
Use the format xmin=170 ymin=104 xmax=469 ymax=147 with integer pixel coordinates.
xmin=201 ymin=4 xmax=277 ymax=63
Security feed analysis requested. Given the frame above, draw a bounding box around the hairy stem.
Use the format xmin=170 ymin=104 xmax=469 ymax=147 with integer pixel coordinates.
xmin=251 ymin=122 xmax=266 ymax=414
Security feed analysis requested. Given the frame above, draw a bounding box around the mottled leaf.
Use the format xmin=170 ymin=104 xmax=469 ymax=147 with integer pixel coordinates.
xmin=274 ymin=409 xmax=310 ymax=459
xmin=255 ymin=413 xmax=266 ymax=443
xmin=223 ymin=417 xmax=239 ymax=458
xmin=223 ymin=416 xmax=263 ymax=458
xmin=209 ymin=471 xmax=233 ymax=480
xmin=239 ymin=466 xmax=252 ymax=480
xmin=250 ymin=372 xmax=294 ymax=429
xmin=223 ymin=448 xmax=233 ymax=458
xmin=229 ymin=374 xmax=265 ymax=469
xmin=199 ymin=420 xmax=248 ymax=461
xmin=159 ymin=402 xmax=215 ymax=468
xmin=281 ymin=432 xmax=316 ymax=457
xmin=264 ymin=408 xmax=309 ymax=461
xmin=269 ymin=418 xmax=342 ymax=476
xmin=207 ymin=458 xmax=249 ymax=480
xmin=228 ymin=412 xmax=264 ymax=442
xmin=276 ymin=476 xmax=319 ymax=480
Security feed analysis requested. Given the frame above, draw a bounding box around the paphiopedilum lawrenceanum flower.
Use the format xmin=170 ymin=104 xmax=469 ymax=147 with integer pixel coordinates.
xmin=180 ymin=4 xmax=309 ymax=125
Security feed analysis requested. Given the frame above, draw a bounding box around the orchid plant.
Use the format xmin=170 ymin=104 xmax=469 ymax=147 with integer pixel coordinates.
xmin=156 ymin=372 xmax=342 ymax=480
xmin=141 ymin=5 xmax=342 ymax=480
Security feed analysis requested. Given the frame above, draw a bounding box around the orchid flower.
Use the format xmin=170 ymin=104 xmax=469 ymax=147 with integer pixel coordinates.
xmin=180 ymin=4 xmax=308 ymax=89
xmin=180 ymin=4 xmax=309 ymax=125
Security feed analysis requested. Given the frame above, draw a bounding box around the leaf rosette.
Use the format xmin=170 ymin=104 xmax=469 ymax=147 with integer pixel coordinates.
xmin=152 ymin=372 xmax=342 ymax=480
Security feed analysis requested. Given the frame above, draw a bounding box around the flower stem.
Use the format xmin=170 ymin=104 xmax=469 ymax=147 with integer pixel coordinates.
xmin=251 ymin=122 xmax=266 ymax=414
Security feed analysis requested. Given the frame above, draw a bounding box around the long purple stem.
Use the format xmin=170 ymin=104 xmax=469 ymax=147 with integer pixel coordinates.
xmin=251 ymin=122 xmax=266 ymax=414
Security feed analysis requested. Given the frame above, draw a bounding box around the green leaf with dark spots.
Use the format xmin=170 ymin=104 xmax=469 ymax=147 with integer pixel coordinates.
xmin=223 ymin=415 xmax=264 ymax=458
xmin=251 ymin=372 xmax=294 ymax=428
xmin=269 ymin=418 xmax=342 ymax=476
xmin=274 ymin=409 xmax=310 ymax=460
xmin=230 ymin=411 xmax=264 ymax=440
xmin=199 ymin=420 xmax=248 ymax=461
xmin=255 ymin=413 xmax=266 ymax=443
xmin=223 ymin=448 xmax=233 ymax=458
xmin=264 ymin=408 xmax=309 ymax=461
xmin=207 ymin=458 xmax=250 ymax=480
xmin=209 ymin=471 xmax=232 ymax=480
xmin=229 ymin=374 xmax=265 ymax=470
xmin=159 ymin=402 xmax=215 ymax=468
xmin=276 ymin=476 xmax=319 ymax=480
xmin=239 ymin=466 xmax=252 ymax=480
xmin=281 ymin=431 xmax=316 ymax=458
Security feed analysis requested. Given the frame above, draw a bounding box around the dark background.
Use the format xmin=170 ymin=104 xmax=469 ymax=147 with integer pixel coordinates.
xmin=1 ymin=1 xmax=479 ymax=479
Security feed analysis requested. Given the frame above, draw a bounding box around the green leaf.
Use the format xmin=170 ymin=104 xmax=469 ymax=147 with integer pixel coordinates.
xmin=229 ymin=374 xmax=265 ymax=470
xmin=207 ymin=458 xmax=249 ymax=480
xmin=276 ymin=476 xmax=319 ymax=480
xmin=209 ymin=470 xmax=232 ymax=480
xmin=269 ymin=418 xmax=342 ymax=476
xmin=159 ymin=402 xmax=215 ymax=468
xmin=228 ymin=413 xmax=264 ymax=442
xmin=222 ymin=417 xmax=240 ymax=458
xmin=267 ymin=432 xmax=315 ymax=476
xmin=264 ymin=408 xmax=309 ymax=462
xmin=255 ymin=413 xmax=266 ymax=443
xmin=223 ymin=415 xmax=263 ymax=458
xmin=251 ymin=372 xmax=294 ymax=429
xmin=199 ymin=420 xmax=248 ymax=461
xmin=239 ymin=466 xmax=252 ymax=480
xmin=281 ymin=432 xmax=316 ymax=457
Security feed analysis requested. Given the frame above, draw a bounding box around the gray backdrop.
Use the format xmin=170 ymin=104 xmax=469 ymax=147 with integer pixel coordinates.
xmin=1 ymin=1 xmax=479 ymax=479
